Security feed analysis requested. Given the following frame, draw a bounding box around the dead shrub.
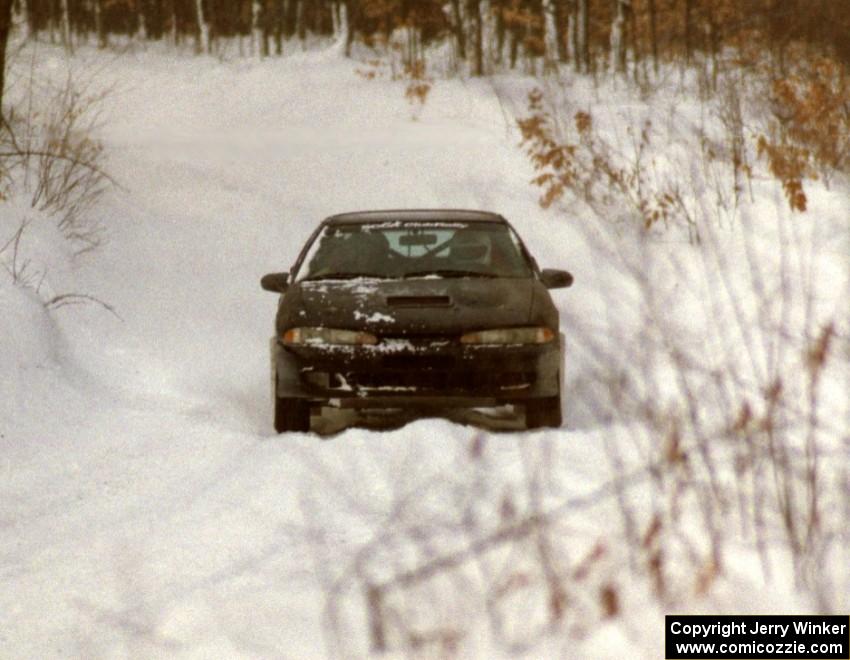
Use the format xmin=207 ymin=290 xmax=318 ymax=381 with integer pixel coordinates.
xmin=1 ymin=68 xmax=117 ymax=317
xmin=769 ymin=58 xmax=850 ymax=180
xmin=1 ymin=72 xmax=114 ymax=255
xmin=518 ymin=88 xmax=697 ymax=239
xmin=402 ymin=58 xmax=432 ymax=119
xmin=515 ymin=69 xmax=850 ymax=629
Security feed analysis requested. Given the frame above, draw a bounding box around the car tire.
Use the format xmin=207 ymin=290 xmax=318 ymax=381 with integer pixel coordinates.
xmin=274 ymin=391 xmax=311 ymax=433
xmin=525 ymin=395 xmax=562 ymax=429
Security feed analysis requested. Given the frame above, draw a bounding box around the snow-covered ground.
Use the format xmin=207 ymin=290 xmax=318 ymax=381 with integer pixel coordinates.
xmin=2 ymin=41 xmax=848 ymax=658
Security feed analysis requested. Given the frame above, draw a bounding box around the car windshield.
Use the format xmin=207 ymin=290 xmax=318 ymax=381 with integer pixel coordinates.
xmin=295 ymin=222 xmax=533 ymax=281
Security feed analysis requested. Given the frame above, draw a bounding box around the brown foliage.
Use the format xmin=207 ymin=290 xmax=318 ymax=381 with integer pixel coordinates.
xmin=756 ymin=135 xmax=811 ymax=213
xmin=403 ymin=58 xmax=432 ymax=111
xmin=599 ymin=583 xmax=619 ymax=618
xmin=770 ymin=58 xmax=850 ymax=177
xmin=518 ymin=89 xmax=686 ymax=232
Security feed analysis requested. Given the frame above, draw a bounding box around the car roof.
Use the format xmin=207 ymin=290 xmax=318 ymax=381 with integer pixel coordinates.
xmin=323 ymin=209 xmax=507 ymax=225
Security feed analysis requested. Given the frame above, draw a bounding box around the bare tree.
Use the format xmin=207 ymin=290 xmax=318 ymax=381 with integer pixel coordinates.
xmin=0 ymin=0 xmax=10 ymax=119
xmin=554 ymin=0 xmax=570 ymax=63
xmin=296 ymin=0 xmax=305 ymax=41
xmin=273 ymin=0 xmax=288 ymax=54
xmin=195 ymin=0 xmax=209 ymax=53
xmin=494 ymin=0 xmax=506 ymax=63
xmin=576 ymin=0 xmax=588 ymax=72
xmin=251 ymin=0 xmax=263 ymax=55
xmin=60 ymin=0 xmax=73 ymax=53
xmin=330 ymin=0 xmax=340 ymax=38
xmin=93 ymin=0 xmax=107 ymax=48
xmin=610 ymin=0 xmax=628 ymax=73
xmin=648 ymin=0 xmax=658 ymax=73
xmin=341 ymin=0 xmax=354 ymax=57
xmin=468 ymin=0 xmax=483 ymax=75
xmin=17 ymin=0 xmax=30 ymax=41
xmin=450 ymin=0 xmax=466 ymax=61
xmin=135 ymin=0 xmax=147 ymax=41
xmin=167 ymin=0 xmax=179 ymax=45
xmin=543 ymin=0 xmax=559 ymax=68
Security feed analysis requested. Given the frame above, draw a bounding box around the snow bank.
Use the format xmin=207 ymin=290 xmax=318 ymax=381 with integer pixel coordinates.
xmin=0 ymin=284 xmax=59 ymax=372
xmin=2 ymin=38 xmax=848 ymax=659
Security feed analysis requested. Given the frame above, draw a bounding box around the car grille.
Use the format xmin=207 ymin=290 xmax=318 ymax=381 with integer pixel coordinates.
xmin=380 ymin=355 xmax=455 ymax=370
xmin=303 ymin=369 xmax=535 ymax=393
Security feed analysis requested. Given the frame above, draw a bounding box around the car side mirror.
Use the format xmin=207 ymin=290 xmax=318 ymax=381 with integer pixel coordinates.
xmin=261 ymin=272 xmax=290 ymax=293
xmin=540 ymin=268 xmax=573 ymax=289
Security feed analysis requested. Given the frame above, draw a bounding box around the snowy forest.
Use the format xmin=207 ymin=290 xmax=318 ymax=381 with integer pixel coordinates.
xmin=1 ymin=0 xmax=849 ymax=658
xmin=5 ymin=1 xmax=850 ymax=69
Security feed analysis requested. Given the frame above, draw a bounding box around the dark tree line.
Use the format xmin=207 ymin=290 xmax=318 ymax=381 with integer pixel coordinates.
xmin=3 ymin=0 xmax=850 ymax=116
xmin=8 ymin=0 xmax=850 ymax=68
xmin=17 ymin=0 xmax=331 ymax=50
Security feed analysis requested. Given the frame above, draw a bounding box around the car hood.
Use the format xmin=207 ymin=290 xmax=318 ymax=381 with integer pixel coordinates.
xmin=279 ymin=277 xmax=552 ymax=336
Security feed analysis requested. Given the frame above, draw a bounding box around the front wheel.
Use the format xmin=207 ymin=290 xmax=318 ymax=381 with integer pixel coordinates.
xmin=274 ymin=393 xmax=311 ymax=433
xmin=525 ymin=395 xmax=562 ymax=429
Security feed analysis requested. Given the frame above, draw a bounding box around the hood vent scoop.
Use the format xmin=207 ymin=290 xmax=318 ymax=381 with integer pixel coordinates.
xmin=386 ymin=295 xmax=452 ymax=308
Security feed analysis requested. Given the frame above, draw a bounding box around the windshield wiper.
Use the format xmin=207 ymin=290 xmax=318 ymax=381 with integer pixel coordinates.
xmin=403 ymin=269 xmax=498 ymax=279
xmin=303 ymin=272 xmax=390 ymax=281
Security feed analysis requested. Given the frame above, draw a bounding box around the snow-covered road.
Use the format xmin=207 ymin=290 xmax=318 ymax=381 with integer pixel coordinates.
xmin=3 ymin=45 xmax=616 ymax=658
xmin=7 ymin=37 xmax=849 ymax=658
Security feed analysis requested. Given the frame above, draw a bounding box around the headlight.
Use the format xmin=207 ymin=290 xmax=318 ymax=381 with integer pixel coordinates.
xmin=460 ymin=327 xmax=555 ymax=345
xmin=283 ymin=327 xmax=378 ymax=346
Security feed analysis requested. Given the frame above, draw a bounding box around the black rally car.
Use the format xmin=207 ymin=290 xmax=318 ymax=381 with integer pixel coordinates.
xmin=260 ymin=210 xmax=573 ymax=432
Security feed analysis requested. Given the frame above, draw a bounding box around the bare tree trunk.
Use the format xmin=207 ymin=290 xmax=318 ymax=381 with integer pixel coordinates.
xmin=274 ymin=0 xmax=283 ymax=54
xmin=769 ymin=0 xmax=785 ymax=75
xmin=94 ymin=0 xmax=106 ymax=47
xmin=494 ymin=0 xmax=505 ymax=64
xmin=543 ymin=0 xmax=558 ymax=69
xmin=554 ymin=0 xmax=569 ymax=63
xmin=48 ymin=0 xmax=57 ymax=45
xmin=404 ymin=21 xmax=419 ymax=68
xmin=706 ymin=1 xmax=719 ymax=89
xmin=569 ymin=0 xmax=577 ymax=65
xmin=450 ymin=0 xmax=466 ymax=60
xmin=295 ymin=0 xmax=305 ymax=42
xmin=60 ymin=0 xmax=73 ymax=53
xmin=648 ymin=0 xmax=658 ymax=73
xmin=610 ymin=0 xmax=627 ymax=73
xmin=311 ymin=0 xmax=322 ymax=35
xmin=136 ymin=0 xmax=148 ymax=41
xmin=169 ymin=0 xmax=179 ymax=45
xmin=629 ymin=0 xmax=639 ymax=82
xmin=0 ymin=0 xmax=11 ymax=120
xmin=330 ymin=0 xmax=339 ymax=39
xmin=576 ymin=0 xmax=588 ymax=72
xmin=195 ymin=0 xmax=209 ymax=53
xmin=469 ymin=0 xmax=483 ymax=76
xmin=509 ymin=17 xmax=520 ymax=69
xmin=481 ymin=0 xmax=493 ymax=69
xmin=684 ymin=0 xmax=692 ymax=66
xmin=17 ymin=0 xmax=30 ymax=40
xmin=284 ymin=0 xmax=296 ymax=38
xmin=342 ymin=0 xmax=354 ymax=56
xmin=251 ymin=0 xmax=263 ymax=55
xmin=274 ymin=0 xmax=285 ymax=53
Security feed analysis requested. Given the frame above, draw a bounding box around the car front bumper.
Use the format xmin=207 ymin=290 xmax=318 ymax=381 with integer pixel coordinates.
xmin=271 ymin=335 xmax=563 ymax=409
